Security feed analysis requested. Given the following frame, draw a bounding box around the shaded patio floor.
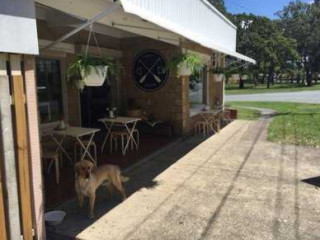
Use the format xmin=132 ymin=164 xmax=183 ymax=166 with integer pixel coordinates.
xmin=44 ymin=132 xmax=177 ymax=207
xmin=48 ymin=118 xmax=320 ymax=240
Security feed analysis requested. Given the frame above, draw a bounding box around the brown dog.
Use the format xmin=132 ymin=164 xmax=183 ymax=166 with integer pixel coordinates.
xmin=75 ymin=160 xmax=129 ymax=218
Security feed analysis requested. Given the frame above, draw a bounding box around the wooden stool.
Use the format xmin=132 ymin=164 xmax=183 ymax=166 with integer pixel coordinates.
xmin=130 ymin=129 xmax=140 ymax=150
xmin=195 ymin=121 xmax=211 ymax=137
xmin=222 ymin=110 xmax=232 ymax=124
xmin=110 ymin=131 xmax=129 ymax=153
xmin=42 ymin=150 xmax=60 ymax=184
xmin=74 ymin=140 xmax=97 ymax=165
xmin=211 ymin=114 xmax=221 ymax=133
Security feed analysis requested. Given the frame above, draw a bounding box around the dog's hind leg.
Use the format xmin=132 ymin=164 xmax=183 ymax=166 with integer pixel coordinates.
xmin=112 ymin=174 xmax=127 ymax=201
xmin=103 ymin=181 xmax=114 ymax=199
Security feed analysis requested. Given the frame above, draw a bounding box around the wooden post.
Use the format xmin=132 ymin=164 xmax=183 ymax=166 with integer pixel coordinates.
xmin=10 ymin=54 xmax=34 ymax=240
xmin=0 ymin=53 xmax=22 ymax=240
xmin=24 ymin=55 xmax=46 ymax=240
xmin=0 ymin=137 xmax=7 ymax=240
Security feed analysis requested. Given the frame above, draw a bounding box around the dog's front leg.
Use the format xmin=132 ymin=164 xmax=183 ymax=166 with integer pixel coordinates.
xmin=77 ymin=192 xmax=84 ymax=208
xmin=88 ymin=193 xmax=96 ymax=219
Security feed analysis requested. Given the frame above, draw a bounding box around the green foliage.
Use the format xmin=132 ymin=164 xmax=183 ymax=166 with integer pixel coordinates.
xmin=277 ymin=0 xmax=320 ymax=86
xmin=207 ymin=0 xmax=227 ymax=15
xmin=166 ymin=52 xmax=204 ymax=77
xmin=231 ymin=13 xmax=299 ymax=87
xmin=67 ymin=54 xmax=119 ymax=89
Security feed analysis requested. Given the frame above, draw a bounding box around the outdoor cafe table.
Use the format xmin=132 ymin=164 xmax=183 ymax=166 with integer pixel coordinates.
xmin=199 ymin=109 xmax=222 ymax=133
xmin=99 ymin=116 xmax=141 ymax=155
xmin=49 ymin=127 xmax=100 ymax=165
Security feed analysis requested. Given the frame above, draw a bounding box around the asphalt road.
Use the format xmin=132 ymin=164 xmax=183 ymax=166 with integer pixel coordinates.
xmin=226 ymin=90 xmax=320 ymax=103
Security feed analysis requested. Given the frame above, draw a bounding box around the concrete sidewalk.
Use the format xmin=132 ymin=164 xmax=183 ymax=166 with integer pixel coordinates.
xmin=76 ymin=119 xmax=320 ymax=240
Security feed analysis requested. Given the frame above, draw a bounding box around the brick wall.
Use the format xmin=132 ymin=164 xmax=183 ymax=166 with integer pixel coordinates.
xmin=120 ymin=38 xmax=188 ymax=135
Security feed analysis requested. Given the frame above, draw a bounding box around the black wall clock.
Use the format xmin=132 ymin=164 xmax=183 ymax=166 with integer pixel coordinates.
xmin=133 ymin=50 xmax=169 ymax=91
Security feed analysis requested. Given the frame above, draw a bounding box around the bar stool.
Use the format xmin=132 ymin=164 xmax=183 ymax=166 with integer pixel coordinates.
xmin=195 ymin=121 xmax=211 ymax=137
xmin=222 ymin=110 xmax=232 ymax=124
xmin=42 ymin=150 xmax=60 ymax=184
xmin=74 ymin=140 xmax=97 ymax=165
xmin=211 ymin=114 xmax=221 ymax=133
xmin=130 ymin=129 xmax=140 ymax=150
xmin=110 ymin=130 xmax=129 ymax=153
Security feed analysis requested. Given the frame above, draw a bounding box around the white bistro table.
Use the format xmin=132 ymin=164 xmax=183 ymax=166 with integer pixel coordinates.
xmin=50 ymin=127 xmax=100 ymax=165
xmin=200 ymin=110 xmax=222 ymax=133
xmin=99 ymin=117 xmax=141 ymax=155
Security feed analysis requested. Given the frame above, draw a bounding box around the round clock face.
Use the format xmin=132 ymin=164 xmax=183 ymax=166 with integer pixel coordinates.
xmin=133 ymin=50 xmax=169 ymax=91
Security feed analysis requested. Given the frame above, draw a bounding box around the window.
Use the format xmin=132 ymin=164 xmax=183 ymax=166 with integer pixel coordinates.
xmin=36 ymin=59 xmax=63 ymax=123
xmin=189 ymin=66 xmax=208 ymax=105
xmin=189 ymin=66 xmax=209 ymax=116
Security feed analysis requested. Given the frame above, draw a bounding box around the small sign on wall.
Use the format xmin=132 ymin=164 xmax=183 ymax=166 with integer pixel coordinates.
xmin=133 ymin=49 xmax=169 ymax=92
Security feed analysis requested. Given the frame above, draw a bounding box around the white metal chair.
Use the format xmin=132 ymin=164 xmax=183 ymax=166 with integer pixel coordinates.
xmin=74 ymin=140 xmax=97 ymax=165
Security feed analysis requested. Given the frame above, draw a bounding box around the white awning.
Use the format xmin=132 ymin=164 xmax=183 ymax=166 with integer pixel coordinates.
xmin=35 ymin=0 xmax=255 ymax=64
xmin=120 ymin=0 xmax=256 ymax=64
xmin=0 ymin=0 xmax=39 ymax=55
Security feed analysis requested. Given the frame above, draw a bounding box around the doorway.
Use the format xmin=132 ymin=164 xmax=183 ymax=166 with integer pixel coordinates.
xmin=80 ymin=70 xmax=120 ymax=128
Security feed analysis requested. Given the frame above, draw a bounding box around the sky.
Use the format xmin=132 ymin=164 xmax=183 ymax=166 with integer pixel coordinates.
xmin=225 ymin=0 xmax=313 ymax=19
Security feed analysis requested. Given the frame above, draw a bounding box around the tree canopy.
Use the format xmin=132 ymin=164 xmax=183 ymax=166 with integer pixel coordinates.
xmin=207 ymin=0 xmax=320 ymax=86
xmin=207 ymin=0 xmax=228 ymax=15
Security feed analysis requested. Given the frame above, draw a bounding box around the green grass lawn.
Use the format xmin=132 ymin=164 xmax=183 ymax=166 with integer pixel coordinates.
xmin=227 ymin=101 xmax=320 ymax=147
xmin=228 ymin=106 xmax=261 ymax=120
xmin=226 ymin=83 xmax=320 ymax=95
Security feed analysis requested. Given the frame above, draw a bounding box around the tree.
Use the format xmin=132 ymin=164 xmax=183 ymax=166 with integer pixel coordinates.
xmin=277 ymin=0 xmax=320 ymax=86
xmin=207 ymin=0 xmax=228 ymax=15
xmin=232 ymin=14 xmax=299 ymax=88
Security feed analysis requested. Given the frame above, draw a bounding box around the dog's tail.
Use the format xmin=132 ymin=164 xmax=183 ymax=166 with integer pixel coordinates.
xmin=120 ymin=175 xmax=130 ymax=182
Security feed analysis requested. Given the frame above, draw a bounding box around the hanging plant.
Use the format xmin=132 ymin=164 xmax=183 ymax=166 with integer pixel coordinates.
xmin=210 ymin=67 xmax=232 ymax=82
xmin=67 ymin=54 xmax=117 ymax=90
xmin=167 ymin=52 xmax=204 ymax=77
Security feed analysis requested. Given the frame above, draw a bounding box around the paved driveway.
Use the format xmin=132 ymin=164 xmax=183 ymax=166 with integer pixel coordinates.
xmin=76 ymin=118 xmax=320 ymax=240
xmin=226 ymin=90 xmax=320 ymax=103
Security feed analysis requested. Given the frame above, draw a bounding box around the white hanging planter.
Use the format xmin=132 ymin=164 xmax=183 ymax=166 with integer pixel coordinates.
xmin=213 ymin=73 xmax=225 ymax=82
xmin=177 ymin=61 xmax=192 ymax=76
xmin=81 ymin=65 xmax=108 ymax=87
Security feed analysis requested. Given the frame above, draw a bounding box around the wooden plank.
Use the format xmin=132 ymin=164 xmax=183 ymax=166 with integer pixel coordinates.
xmin=24 ymin=55 xmax=46 ymax=240
xmin=0 ymin=53 xmax=21 ymax=240
xmin=0 ymin=132 xmax=7 ymax=240
xmin=10 ymin=54 xmax=34 ymax=240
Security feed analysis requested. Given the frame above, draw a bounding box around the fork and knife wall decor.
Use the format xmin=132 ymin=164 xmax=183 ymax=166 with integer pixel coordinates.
xmin=133 ymin=49 xmax=169 ymax=92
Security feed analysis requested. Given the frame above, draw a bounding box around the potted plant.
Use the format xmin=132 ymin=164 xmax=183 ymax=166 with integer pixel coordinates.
xmin=67 ymin=54 xmax=116 ymax=90
xmin=210 ymin=67 xmax=227 ymax=82
xmin=167 ymin=52 xmax=203 ymax=77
